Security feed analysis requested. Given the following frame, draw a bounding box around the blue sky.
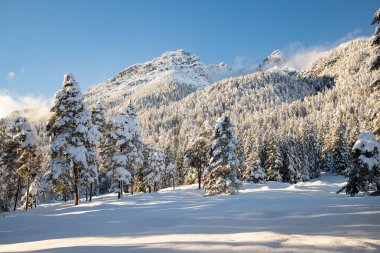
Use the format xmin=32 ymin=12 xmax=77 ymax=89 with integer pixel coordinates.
xmin=0 ymin=0 xmax=378 ymax=104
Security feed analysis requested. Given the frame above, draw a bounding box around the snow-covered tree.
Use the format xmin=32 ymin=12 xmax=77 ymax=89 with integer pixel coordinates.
xmin=340 ymin=132 xmax=380 ymax=196
xmin=82 ymin=99 xmax=105 ymax=201
xmin=0 ymin=120 xmax=18 ymax=212
xmin=265 ymin=131 xmax=283 ymax=182
xmin=244 ymin=158 xmax=265 ymax=183
xmin=46 ymin=73 xmax=95 ymax=205
xmin=204 ymin=115 xmax=241 ymax=195
xmin=134 ymin=143 xmax=164 ymax=193
xmin=12 ymin=117 xmax=40 ymax=211
xmin=370 ymin=8 xmax=380 ymax=70
xmin=101 ymin=102 xmax=143 ymax=198
xmin=184 ymin=121 xmax=212 ymax=189
xmin=330 ymin=123 xmax=350 ymax=175
xmin=161 ymin=146 xmax=175 ymax=188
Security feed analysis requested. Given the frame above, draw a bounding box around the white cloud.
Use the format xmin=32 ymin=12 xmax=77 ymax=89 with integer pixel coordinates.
xmin=6 ymin=72 xmax=15 ymax=80
xmin=282 ymin=28 xmax=366 ymax=71
xmin=284 ymin=44 xmax=328 ymax=71
xmin=0 ymin=90 xmax=50 ymax=122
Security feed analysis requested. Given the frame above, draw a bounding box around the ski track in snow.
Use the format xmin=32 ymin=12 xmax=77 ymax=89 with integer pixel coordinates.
xmin=0 ymin=174 xmax=379 ymax=253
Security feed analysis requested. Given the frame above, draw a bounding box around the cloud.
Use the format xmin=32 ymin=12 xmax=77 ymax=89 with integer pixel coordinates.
xmin=336 ymin=28 xmax=363 ymax=44
xmin=283 ymin=28 xmax=366 ymax=71
xmin=6 ymin=72 xmax=15 ymax=80
xmin=284 ymin=44 xmax=328 ymax=71
xmin=0 ymin=90 xmax=51 ymax=122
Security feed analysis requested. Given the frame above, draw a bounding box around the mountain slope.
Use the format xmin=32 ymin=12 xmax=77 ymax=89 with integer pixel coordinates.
xmin=86 ymin=49 xmax=245 ymax=110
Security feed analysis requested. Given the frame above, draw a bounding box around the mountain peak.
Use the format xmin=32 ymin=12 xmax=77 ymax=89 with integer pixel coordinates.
xmin=257 ymin=50 xmax=288 ymax=71
xmin=158 ymin=49 xmax=202 ymax=68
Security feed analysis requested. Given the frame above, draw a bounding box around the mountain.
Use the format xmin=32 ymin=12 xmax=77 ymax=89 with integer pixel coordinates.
xmin=135 ymin=37 xmax=378 ymax=152
xmin=257 ymin=50 xmax=289 ymax=71
xmin=86 ymin=49 xmax=245 ymax=110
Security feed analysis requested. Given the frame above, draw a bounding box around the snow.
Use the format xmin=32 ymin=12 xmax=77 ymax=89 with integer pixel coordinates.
xmin=1 ymin=174 xmax=379 ymax=253
xmin=353 ymin=132 xmax=380 ymax=154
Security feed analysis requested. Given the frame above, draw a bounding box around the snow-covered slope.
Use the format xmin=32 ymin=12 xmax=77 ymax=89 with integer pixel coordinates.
xmin=86 ymin=49 xmax=244 ymax=110
xmin=1 ymin=175 xmax=379 ymax=253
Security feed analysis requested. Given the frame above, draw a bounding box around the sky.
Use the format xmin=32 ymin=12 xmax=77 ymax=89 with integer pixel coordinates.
xmin=0 ymin=0 xmax=378 ymax=117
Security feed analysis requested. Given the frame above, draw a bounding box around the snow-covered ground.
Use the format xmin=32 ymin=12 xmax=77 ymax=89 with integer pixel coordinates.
xmin=1 ymin=174 xmax=379 ymax=253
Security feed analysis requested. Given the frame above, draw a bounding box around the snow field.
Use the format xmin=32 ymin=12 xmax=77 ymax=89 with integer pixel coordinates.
xmin=1 ymin=174 xmax=379 ymax=253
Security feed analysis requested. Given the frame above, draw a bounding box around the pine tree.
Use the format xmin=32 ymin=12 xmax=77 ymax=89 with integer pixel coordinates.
xmin=0 ymin=120 xmax=18 ymax=212
xmin=12 ymin=117 xmax=40 ymax=211
xmin=370 ymin=8 xmax=380 ymax=70
xmin=330 ymin=123 xmax=350 ymax=175
xmin=265 ymin=130 xmax=283 ymax=181
xmin=161 ymin=146 xmax=175 ymax=189
xmin=143 ymin=144 xmax=165 ymax=192
xmin=204 ymin=115 xmax=241 ymax=195
xmin=243 ymin=136 xmax=266 ymax=183
xmin=46 ymin=74 xmax=94 ymax=205
xmin=281 ymin=136 xmax=301 ymax=183
xmin=101 ymin=102 xmax=143 ymax=198
xmin=244 ymin=157 xmax=266 ymax=183
xmin=87 ymin=98 xmax=106 ymax=199
xmin=184 ymin=121 xmax=212 ymax=189
xmin=340 ymin=132 xmax=380 ymax=196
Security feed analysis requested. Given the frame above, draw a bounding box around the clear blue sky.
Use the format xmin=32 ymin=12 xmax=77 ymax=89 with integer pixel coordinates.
xmin=0 ymin=0 xmax=378 ymax=98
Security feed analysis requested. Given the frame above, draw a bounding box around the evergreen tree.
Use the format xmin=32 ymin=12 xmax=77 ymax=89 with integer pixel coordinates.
xmin=101 ymin=102 xmax=143 ymax=198
xmin=162 ymin=146 xmax=175 ymax=189
xmin=143 ymin=145 xmax=165 ymax=192
xmin=330 ymin=123 xmax=350 ymax=175
xmin=12 ymin=117 xmax=40 ymax=211
xmin=265 ymin=131 xmax=283 ymax=181
xmin=281 ymin=136 xmax=301 ymax=183
xmin=88 ymin=98 xmax=106 ymax=199
xmin=184 ymin=121 xmax=212 ymax=189
xmin=0 ymin=120 xmax=18 ymax=212
xmin=340 ymin=132 xmax=380 ymax=196
xmin=204 ymin=115 xmax=241 ymax=195
xmin=244 ymin=157 xmax=266 ymax=183
xmin=370 ymin=8 xmax=380 ymax=70
xmin=46 ymin=74 xmax=95 ymax=205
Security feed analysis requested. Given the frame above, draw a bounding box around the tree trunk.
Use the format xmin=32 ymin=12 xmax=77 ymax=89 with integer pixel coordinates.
xmin=198 ymin=167 xmax=202 ymax=189
xmin=89 ymin=183 xmax=93 ymax=201
xmin=86 ymin=187 xmax=88 ymax=201
xmin=73 ymin=169 xmax=79 ymax=205
xmin=13 ymin=177 xmax=21 ymax=211
xmin=118 ymin=181 xmax=121 ymax=199
xmin=121 ymin=181 xmax=123 ymax=197
xmin=148 ymin=185 xmax=151 ymax=193
xmin=34 ymin=195 xmax=37 ymax=208
xmin=131 ymin=181 xmax=134 ymax=195
xmin=64 ymin=192 xmax=67 ymax=202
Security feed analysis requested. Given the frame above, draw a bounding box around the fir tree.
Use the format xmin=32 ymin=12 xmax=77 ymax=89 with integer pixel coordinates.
xmin=184 ymin=121 xmax=212 ymax=189
xmin=339 ymin=132 xmax=380 ymax=196
xmin=87 ymin=98 xmax=106 ymax=199
xmin=370 ymin=8 xmax=380 ymax=70
xmin=0 ymin=120 xmax=18 ymax=212
xmin=12 ymin=117 xmax=40 ymax=211
xmin=265 ymin=131 xmax=283 ymax=182
xmin=101 ymin=102 xmax=143 ymax=198
xmin=46 ymin=74 xmax=95 ymax=205
xmin=204 ymin=115 xmax=241 ymax=195
xmin=330 ymin=123 xmax=350 ymax=175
